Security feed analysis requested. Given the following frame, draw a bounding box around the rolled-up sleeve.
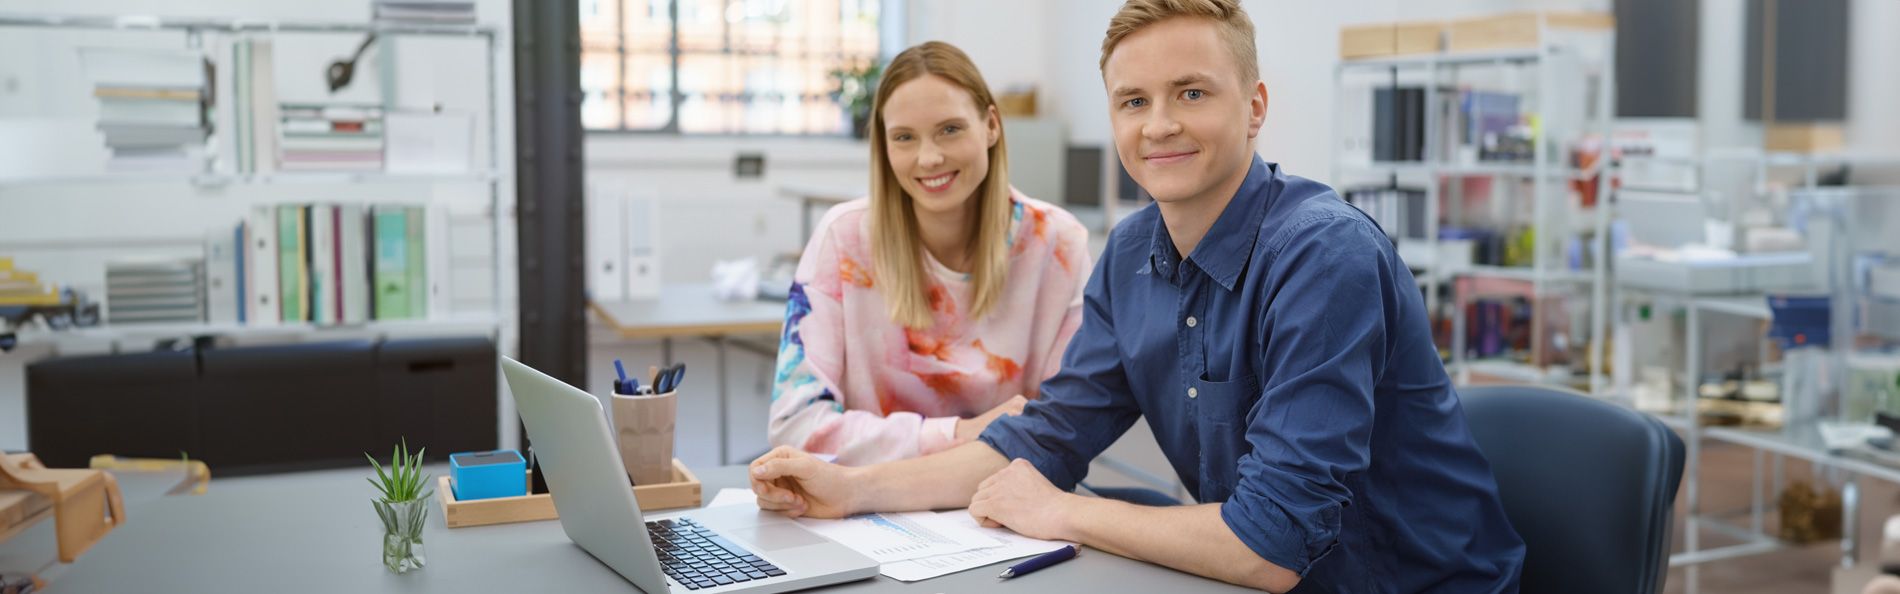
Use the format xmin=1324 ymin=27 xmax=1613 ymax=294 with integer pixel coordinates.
xmin=978 ymin=238 xmax=1141 ymax=491
xmin=1220 ymin=215 xmax=1391 ymax=575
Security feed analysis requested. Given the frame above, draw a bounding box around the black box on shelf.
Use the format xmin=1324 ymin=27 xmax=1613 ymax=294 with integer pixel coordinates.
xmin=26 ymin=337 xmax=497 ymax=475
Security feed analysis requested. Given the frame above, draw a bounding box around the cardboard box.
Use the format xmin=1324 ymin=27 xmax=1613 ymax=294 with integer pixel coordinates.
xmin=1447 ymin=12 xmax=1613 ymax=52
xmin=1765 ymin=123 xmax=1845 ymax=153
xmin=1339 ymin=21 xmax=1444 ymax=59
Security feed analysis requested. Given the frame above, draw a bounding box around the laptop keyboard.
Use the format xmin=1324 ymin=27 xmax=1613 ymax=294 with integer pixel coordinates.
xmin=647 ymin=517 xmax=786 ymax=590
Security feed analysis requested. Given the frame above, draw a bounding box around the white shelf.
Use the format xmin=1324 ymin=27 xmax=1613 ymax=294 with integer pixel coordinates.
xmin=1692 ymin=295 xmax=1774 ymax=320
xmin=1339 ymin=162 xmax=1582 ymax=178
xmin=1455 ymin=265 xmax=1594 ymax=284
xmin=1458 ymin=359 xmax=1574 ymax=385
xmin=1337 ymin=47 xmax=1543 ymax=70
xmin=0 ymin=171 xmax=500 ymax=189
xmin=14 ymin=314 xmax=503 ymax=347
xmin=0 ymin=13 xmax=496 ymax=37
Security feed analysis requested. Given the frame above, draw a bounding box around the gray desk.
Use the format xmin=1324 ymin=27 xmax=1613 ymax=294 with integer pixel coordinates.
xmin=776 ymin=184 xmax=861 ymax=244
xmin=51 ymin=465 xmax=1250 ymax=593
xmin=590 ymin=285 xmax=786 ymax=465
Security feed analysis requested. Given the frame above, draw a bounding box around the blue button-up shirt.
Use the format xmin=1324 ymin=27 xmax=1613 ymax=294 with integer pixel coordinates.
xmin=980 ymin=158 xmax=1525 ymax=592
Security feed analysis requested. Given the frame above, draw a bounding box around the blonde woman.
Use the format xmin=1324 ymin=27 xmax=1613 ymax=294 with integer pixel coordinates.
xmin=767 ymin=41 xmax=1091 ymax=466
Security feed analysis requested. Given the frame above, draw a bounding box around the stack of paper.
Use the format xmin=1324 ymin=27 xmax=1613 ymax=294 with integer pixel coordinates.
xmin=0 ymin=258 xmax=60 ymax=307
xmin=105 ymin=258 xmax=205 ymax=324
xmin=375 ymin=1 xmax=478 ymax=25
xmin=79 ymin=47 xmax=210 ymax=172
xmin=278 ymin=104 xmax=385 ymax=171
xmin=705 ymin=489 xmax=1070 ymax=582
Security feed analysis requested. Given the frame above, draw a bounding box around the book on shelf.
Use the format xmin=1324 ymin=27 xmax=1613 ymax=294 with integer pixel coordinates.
xmin=372 ymin=205 xmax=413 ymax=320
xmin=308 ymin=204 xmax=337 ymax=325
xmin=190 ymin=203 xmax=442 ymax=328
xmin=277 ymin=205 xmax=307 ymax=322
xmin=405 ymin=205 xmax=427 ymax=319
xmin=234 ymin=39 xmax=281 ymax=174
xmin=339 ymin=204 xmax=371 ymax=325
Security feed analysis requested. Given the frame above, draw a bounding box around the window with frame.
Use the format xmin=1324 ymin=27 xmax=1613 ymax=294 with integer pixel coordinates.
xmin=579 ymin=0 xmax=881 ymax=135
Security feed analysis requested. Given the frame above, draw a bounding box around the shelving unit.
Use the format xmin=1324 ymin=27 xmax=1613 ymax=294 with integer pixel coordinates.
xmin=0 ymin=13 xmax=510 ymax=346
xmin=1606 ymin=181 xmax=1900 ymax=594
xmin=1329 ymin=19 xmax=1617 ymax=391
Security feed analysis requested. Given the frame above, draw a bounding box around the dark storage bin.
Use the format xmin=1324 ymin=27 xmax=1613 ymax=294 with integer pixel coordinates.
xmin=27 ymin=349 xmax=201 ymax=469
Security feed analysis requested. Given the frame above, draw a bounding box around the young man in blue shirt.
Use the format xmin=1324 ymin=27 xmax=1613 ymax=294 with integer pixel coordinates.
xmin=749 ymin=1 xmax=1526 ymax=591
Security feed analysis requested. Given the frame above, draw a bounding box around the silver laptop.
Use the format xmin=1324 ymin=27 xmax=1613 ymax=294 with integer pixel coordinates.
xmin=501 ymin=357 xmax=879 ymax=593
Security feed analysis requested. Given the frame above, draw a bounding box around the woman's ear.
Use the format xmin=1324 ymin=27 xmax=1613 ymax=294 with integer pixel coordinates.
xmin=986 ymin=104 xmax=1002 ymax=148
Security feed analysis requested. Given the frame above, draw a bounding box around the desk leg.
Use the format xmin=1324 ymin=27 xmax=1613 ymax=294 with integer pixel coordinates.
xmin=717 ymin=336 xmax=730 ymax=466
xmin=1845 ymin=475 xmax=1861 ymax=568
xmin=1752 ymin=449 xmax=1765 ymax=536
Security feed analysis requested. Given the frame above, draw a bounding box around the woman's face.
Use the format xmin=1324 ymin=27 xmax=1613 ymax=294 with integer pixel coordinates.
xmin=881 ymin=74 xmax=1000 ymax=219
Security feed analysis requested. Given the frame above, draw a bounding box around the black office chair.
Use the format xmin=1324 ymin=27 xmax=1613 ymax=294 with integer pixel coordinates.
xmin=1460 ymin=385 xmax=1685 ymax=594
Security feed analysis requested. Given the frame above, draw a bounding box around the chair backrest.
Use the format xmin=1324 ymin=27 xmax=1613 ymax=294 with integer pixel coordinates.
xmin=1460 ymin=385 xmax=1685 ymax=594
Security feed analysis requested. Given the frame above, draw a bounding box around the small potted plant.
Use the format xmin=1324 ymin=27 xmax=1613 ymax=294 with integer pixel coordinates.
xmin=366 ymin=439 xmax=431 ymax=573
xmin=830 ymin=59 xmax=883 ymax=139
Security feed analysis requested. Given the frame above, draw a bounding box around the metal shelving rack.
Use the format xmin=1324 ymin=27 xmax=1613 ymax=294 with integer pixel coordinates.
xmin=0 ymin=13 xmax=510 ymax=352
xmin=1329 ymin=25 xmax=1617 ymax=393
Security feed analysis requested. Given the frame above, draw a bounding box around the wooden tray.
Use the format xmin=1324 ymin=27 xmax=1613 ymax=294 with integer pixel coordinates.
xmin=437 ymin=458 xmax=701 ymax=528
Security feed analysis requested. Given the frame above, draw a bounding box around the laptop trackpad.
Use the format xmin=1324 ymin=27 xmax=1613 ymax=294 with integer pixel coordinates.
xmin=729 ymin=524 xmax=829 ymax=552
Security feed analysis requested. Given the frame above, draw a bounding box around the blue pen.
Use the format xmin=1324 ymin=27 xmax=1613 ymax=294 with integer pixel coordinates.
xmin=998 ymin=545 xmax=1077 ymax=579
xmin=613 ymin=359 xmax=637 ymax=394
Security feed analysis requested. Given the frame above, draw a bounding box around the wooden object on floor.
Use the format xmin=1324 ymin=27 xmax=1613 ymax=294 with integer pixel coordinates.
xmin=0 ymin=488 xmax=54 ymax=542
xmin=89 ymin=454 xmax=212 ymax=496
xmin=438 ymin=458 xmax=701 ymax=528
xmin=1339 ymin=21 xmax=1444 ymax=59
xmin=1446 ymin=12 xmax=1613 ymax=53
xmin=0 ymin=453 xmax=126 ymax=563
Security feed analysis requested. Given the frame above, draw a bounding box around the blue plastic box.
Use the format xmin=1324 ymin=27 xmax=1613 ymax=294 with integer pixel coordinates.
xmin=450 ymin=450 xmax=527 ymax=501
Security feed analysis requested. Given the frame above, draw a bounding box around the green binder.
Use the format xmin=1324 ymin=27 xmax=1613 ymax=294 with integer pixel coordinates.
xmin=373 ymin=206 xmax=411 ymax=320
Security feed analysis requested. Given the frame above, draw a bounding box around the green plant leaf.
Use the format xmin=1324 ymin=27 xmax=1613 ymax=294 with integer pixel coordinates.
xmin=366 ymin=452 xmax=392 ymax=499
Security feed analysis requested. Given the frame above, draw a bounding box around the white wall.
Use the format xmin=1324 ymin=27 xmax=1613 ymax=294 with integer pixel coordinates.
xmin=1847 ymin=0 xmax=1900 ymax=155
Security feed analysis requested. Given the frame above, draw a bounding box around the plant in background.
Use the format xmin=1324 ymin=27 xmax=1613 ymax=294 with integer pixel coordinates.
xmin=830 ymin=58 xmax=883 ymax=139
xmin=367 ymin=439 xmax=431 ymax=573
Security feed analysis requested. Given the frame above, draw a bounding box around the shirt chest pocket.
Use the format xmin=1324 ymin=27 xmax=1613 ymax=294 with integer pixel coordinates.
xmin=1193 ymin=372 xmax=1258 ymax=502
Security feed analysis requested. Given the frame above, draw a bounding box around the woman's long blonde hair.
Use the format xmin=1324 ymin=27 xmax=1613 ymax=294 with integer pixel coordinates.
xmin=868 ymin=41 xmax=1013 ymax=329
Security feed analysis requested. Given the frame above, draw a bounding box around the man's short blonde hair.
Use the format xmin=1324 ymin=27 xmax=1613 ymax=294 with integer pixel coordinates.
xmin=1100 ymin=0 xmax=1259 ymax=84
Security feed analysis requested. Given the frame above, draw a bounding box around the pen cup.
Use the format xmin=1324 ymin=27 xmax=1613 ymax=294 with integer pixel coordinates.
xmin=610 ymin=389 xmax=677 ymax=485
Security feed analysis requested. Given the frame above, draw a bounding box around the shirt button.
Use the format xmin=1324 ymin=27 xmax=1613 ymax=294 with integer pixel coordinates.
xmin=1188 ymin=387 xmax=1199 ymax=399
xmin=1186 ymin=316 xmax=1198 ymax=328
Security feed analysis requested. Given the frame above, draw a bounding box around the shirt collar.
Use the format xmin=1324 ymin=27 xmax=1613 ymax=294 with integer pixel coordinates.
xmin=1148 ymin=157 xmax=1276 ymax=291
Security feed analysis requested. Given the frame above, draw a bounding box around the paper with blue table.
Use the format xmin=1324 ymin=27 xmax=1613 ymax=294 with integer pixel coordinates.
xmin=704 ymin=488 xmax=1071 ymax=582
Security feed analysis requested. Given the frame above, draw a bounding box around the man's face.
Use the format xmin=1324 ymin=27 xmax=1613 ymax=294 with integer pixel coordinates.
xmin=1103 ymin=17 xmax=1265 ymax=206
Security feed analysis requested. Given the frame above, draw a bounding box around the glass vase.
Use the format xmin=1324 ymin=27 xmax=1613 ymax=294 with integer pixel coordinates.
xmin=374 ymin=497 xmax=429 ymax=573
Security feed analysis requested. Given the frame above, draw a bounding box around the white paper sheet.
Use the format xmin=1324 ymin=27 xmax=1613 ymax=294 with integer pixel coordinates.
xmin=702 ymin=488 xmax=1067 ymax=581
xmin=879 ymin=511 xmax=1072 ymax=582
xmin=793 ymin=511 xmax=1001 ymax=563
xmin=707 ymin=488 xmax=755 ymax=508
